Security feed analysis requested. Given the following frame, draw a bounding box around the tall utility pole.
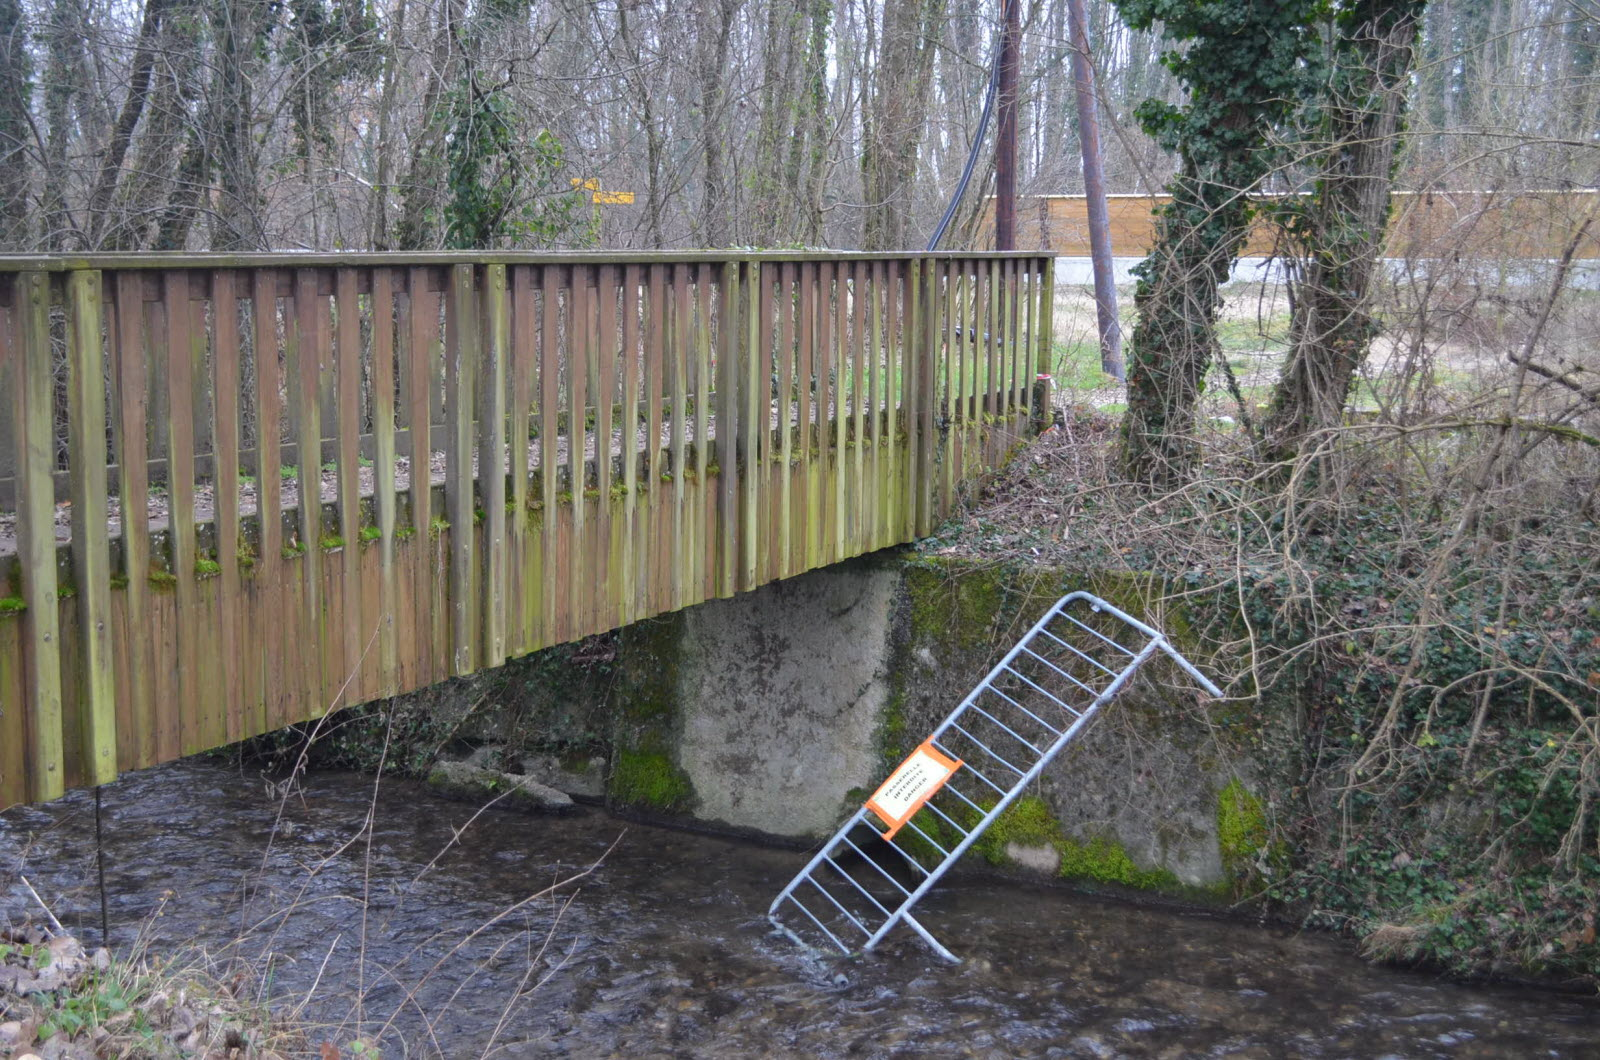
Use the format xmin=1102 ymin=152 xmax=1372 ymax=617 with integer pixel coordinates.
xmin=994 ymin=0 xmax=1021 ymax=250
xmin=1067 ymin=0 xmax=1124 ymax=380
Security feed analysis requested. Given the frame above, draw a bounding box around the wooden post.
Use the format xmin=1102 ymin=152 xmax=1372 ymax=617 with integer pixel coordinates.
xmin=479 ymin=263 xmax=508 ymax=667
xmin=407 ymin=266 xmax=438 ymax=683
xmin=444 ymin=264 xmax=478 ymax=676
xmin=116 ymin=271 xmax=157 ymax=764
xmin=15 ymin=273 xmax=64 ymax=800
xmin=165 ymin=272 xmax=203 ymax=752
xmin=334 ymin=268 xmax=364 ymax=702
xmin=209 ymin=270 xmax=244 ymax=741
xmin=1037 ymin=257 xmax=1055 ymax=426
xmin=742 ymin=260 xmax=761 ymax=591
xmin=717 ymin=260 xmax=740 ymax=598
xmin=371 ymin=268 xmax=399 ymax=692
xmin=63 ymin=272 xmax=114 ymax=786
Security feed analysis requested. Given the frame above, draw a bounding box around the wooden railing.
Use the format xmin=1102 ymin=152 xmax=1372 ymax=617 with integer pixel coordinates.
xmin=0 ymin=251 xmax=1052 ymax=808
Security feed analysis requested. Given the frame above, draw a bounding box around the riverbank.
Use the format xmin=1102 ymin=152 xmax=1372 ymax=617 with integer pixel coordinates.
xmin=0 ymin=921 xmax=296 ymax=1059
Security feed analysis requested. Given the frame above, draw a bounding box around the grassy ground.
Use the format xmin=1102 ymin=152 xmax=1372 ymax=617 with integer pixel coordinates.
xmin=1 ymin=922 xmax=299 ymax=1058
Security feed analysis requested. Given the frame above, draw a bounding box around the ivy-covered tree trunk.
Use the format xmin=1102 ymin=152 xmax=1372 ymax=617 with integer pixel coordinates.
xmin=861 ymin=0 xmax=945 ymax=251
xmin=1113 ymin=0 xmax=1320 ymax=486
xmin=1263 ymin=0 xmax=1427 ymax=456
xmin=1121 ymin=172 xmax=1255 ymax=484
xmin=0 ymin=0 xmax=30 ymax=250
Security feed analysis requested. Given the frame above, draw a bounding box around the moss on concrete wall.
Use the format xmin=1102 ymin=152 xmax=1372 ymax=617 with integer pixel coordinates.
xmin=609 ymin=746 xmax=694 ymax=812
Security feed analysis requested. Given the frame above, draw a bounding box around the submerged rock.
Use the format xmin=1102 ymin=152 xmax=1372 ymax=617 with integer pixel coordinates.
xmin=426 ymin=759 xmax=577 ymax=814
xmin=518 ymin=753 xmax=608 ymax=800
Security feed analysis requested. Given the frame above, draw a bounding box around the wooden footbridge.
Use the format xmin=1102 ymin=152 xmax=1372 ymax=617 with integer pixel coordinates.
xmin=0 ymin=251 xmax=1053 ymax=810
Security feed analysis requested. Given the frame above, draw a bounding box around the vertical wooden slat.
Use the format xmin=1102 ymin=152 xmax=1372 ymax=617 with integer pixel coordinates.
xmin=115 ymin=272 xmax=157 ymax=765
xmin=290 ymin=268 xmax=324 ymax=720
xmin=885 ymin=260 xmax=903 ymax=544
xmin=849 ymin=261 xmax=866 ymax=554
xmin=814 ymin=263 xmax=833 ymax=566
xmin=539 ymin=266 xmax=559 ymax=646
xmin=644 ymin=268 xmax=664 ymax=504
xmin=1006 ymin=258 xmax=1021 ymax=422
xmin=210 ymin=271 xmax=243 ymax=742
xmin=249 ymin=271 xmax=280 ymax=733
xmin=594 ymin=265 xmax=617 ymax=629
xmin=776 ymin=262 xmax=796 ymax=578
xmin=1038 ymin=257 xmax=1055 ymax=422
xmin=619 ymin=265 xmax=641 ymax=623
xmin=509 ymin=266 xmax=535 ymax=653
xmin=692 ymin=266 xmax=712 ymax=601
xmin=917 ymin=259 xmax=938 ymax=537
xmin=832 ymin=261 xmax=848 ymax=563
xmin=162 ymin=271 xmax=202 ymax=753
xmin=868 ymin=260 xmax=884 ymax=548
xmin=987 ymin=259 xmax=1001 ymax=456
xmin=0 ymin=613 xmax=26 ymax=808
xmin=14 ymin=273 xmax=63 ymax=800
xmin=567 ymin=268 xmax=590 ymax=634
xmin=745 ymin=260 xmax=765 ymax=589
xmin=941 ymin=262 xmax=958 ymax=520
xmin=901 ymin=260 xmax=919 ymax=541
xmin=479 ymin=263 xmax=508 ymax=667
xmin=1019 ymin=259 xmax=1033 ymax=424
xmin=666 ymin=265 xmax=687 ymax=610
xmin=444 ymin=263 xmax=477 ymax=676
xmin=406 ymin=267 xmax=436 ymax=688
xmin=371 ymin=268 xmax=399 ymax=692
xmin=643 ymin=264 xmax=668 ymax=614
xmin=639 ymin=272 xmax=660 ymax=618
xmin=966 ymin=260 xmax=979 ymax=419
xmin=717 ymin=261 xmax=739 ymax=598
xmin=334 ymin=268 xmax=364 ymax=704
xmin=996 ymin=258 xmax=1011 ymax=423
xmin=797 ymin=263 xmax=816 ymax=572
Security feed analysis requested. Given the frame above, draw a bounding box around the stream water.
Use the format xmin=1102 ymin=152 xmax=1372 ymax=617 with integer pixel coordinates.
xmin=1 ymin=759 xmax=1595 ymax=1059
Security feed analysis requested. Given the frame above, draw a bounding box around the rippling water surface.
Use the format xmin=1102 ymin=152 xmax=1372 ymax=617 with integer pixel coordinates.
xmin=2 ymin=759 xmax=1595 ymax=1058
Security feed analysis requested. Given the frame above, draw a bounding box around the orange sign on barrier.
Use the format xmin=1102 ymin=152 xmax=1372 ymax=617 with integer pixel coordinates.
xmin=866 ymin=741 xmax=963 ymax=840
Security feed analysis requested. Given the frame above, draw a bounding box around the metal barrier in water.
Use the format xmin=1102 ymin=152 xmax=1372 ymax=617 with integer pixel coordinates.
xmin=768 ymin=591 xmax=1224 ymax=963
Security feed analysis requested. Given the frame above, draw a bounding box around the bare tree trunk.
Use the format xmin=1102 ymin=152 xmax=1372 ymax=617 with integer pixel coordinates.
xmin=694 ymin=0 xmax=739 ymax=247
xmin=1264 ymin=1 xmax=1425 ymax=454
xmin=618 ymin=0 xmax=666 ymax=247
xmin=210 ymin=0 xmax=270 ymax=250
xmin=41 ymin=0 xmax=92 ymax=249
xmin=1067 ymin=0 xmax=1122 ymax=379
xmin=85 ymin=0 xmax=168 ymax=247
xmin=369 ymin=0 xmax=408 ymax=249
xmin=0 ymin=0 xmax=30 ymax=249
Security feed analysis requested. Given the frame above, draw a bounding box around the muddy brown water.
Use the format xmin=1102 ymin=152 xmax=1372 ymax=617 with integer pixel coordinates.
xmin=2 ymin=760 xmax=1595 ymax=1059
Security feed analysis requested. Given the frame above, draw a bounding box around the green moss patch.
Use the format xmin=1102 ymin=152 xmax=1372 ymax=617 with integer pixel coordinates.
xmin=610 ymin=749 xmax=692 ymax=812
xmin=1057 ymin=833 xmax=1182 ymax=890
xmin=904 ymin=559 xmax=1007 ymax=652
xmin=976 ymin=795 xmax=1062 ymax=865
xmin=1217 ymin=778 xmax=1269 ymax=885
